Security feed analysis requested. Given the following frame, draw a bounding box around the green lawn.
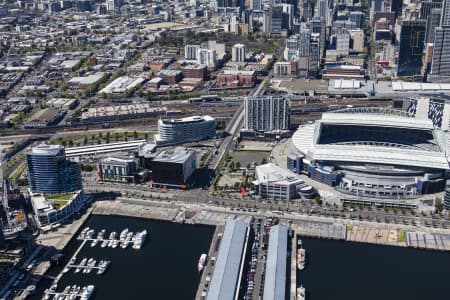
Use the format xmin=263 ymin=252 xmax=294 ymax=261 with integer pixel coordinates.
xmin=397 ymin=230 xmax=406 ymax=243
xmin=46 ymin=194 xmax=74 ymax=208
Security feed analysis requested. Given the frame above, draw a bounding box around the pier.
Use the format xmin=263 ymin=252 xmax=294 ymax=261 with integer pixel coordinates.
xmin=293 ymin=221 xmax=346 ymax=240
xmin=52 ymin=240 xmax=87 ymax=287
xmin=195 ymin=225 xmax=224 ymax=300
xmin=290 ymin=232 xmax=297 ymax=300
xmin=406 ymin=231 xmax=450 ymax=250
xmin=93 ymin=200 xmax=450 ymax=252
xmin=44 ymin=285 xmax=94 ymax=300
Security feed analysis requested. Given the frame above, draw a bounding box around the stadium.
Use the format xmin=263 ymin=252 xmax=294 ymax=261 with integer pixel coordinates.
xmin=290 ymin=107 xmax=450 ymax=202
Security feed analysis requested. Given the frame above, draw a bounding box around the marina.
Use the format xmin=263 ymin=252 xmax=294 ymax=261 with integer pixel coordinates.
xmin=30 ymin=215 xmax=215 ymax=300
xmin=43 ymin=285 xmax=95 ymax=300
xmin=76 ymin=227 xmax=148 ymax=250
xmin=41 ymin=225 xmax=147 ymax=300
xmin=26 ymin=200 xmax=450 ymax=300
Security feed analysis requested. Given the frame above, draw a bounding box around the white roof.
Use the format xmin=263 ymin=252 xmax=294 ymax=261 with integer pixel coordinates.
xmin=31 ymin=145 xmax=64 ymax=155
xmin=68 ymin=72 xmax=105 ymax=85
xmin=292 ymin=123 xmax=449 ymax=170
xmin=160 ymin=115 xmax=215 ymax=124
xmin=321 ymin=109 xmax=434 ymax=130
xmin=333 ymin=79 xmax=361 ymax=89
xmin=392 ymin=81 xmax=450 ymax=91
xmin=99 ymin=76 xmax=145 ymax=94
xmin=313 ymin=145 xmax=449 ymax=170
xmin=255 ymin=163 xmax=303 ymax=185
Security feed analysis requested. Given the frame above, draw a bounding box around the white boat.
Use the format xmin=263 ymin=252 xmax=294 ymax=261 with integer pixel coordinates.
xmin=79 ymin=227 xmax=89 ymax=239
xmin=198 ymin=254 xmax=207 ymax=272
xmin=80 ymin=285 xmax=95 ymax=300
xmin=111 ymin=239 xmax=119 ymax=248
xmin=297 ymin=248 xmax=305 ymax=270
xmin=62 ymin=266 xmax=70 ymax=274
xmin=119 ymin=228 xmax=128 ymax=241
xmin=75 ymin=258 xmax=87 ymax=274
xmin=86 ymin=229 xmax=95 ymax=239
xmin=97 ymin=260 xmax=111 ymax=275
xmin=69 ymin=257 xmax=76 ymax=265
xmin=97 ymin=229 xmax=106 ymax=240
xmin=297 ymin=285 xmax=306 ymax=300
xmin=101 ymin=239 xmax=108 ymax=248
xmin=90 ymin=239 xmax=98 ymax=247
xmin=132 ymin=230 xmax=147 ymax=250
xmin=108 ymin=232 xmax=117 ymax=247
xmin=126 ymin=232 xmax=133 ymax=241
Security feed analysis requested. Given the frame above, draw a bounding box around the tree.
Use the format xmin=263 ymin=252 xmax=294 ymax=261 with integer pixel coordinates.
xmin=314 ymin=196 xmax=323 ymax=206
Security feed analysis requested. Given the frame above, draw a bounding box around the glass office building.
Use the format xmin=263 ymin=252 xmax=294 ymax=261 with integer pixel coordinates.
xmin=25 ymin=145 xmax=82 ymax=194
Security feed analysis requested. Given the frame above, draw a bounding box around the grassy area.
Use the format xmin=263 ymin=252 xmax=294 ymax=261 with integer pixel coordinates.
xmin=9 ymin=162 xmax=26 ymax=184
xmin=397 ymin=230 xmax=407 ymax=243
xmin=46 ymin=193 xmax=74 ymax=208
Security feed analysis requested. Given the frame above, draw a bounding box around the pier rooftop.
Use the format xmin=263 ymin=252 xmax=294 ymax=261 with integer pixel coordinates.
xmin=263 ymin=224 xmax=288 ymax=300
xmin=206 ymin=219 xmax=248 ymax=300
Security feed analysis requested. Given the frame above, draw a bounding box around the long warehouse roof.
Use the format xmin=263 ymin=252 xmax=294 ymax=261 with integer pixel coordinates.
xmin=207 ymin=219 xmax=248 ymax=300
xmin=263 ymin=224 xmax=288 ymax=300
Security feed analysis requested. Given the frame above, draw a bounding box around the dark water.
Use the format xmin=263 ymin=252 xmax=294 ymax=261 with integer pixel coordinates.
xmin=32 ymin=215 xmax=214 ymax=300
xmin=298 ymin=237 xmax=450 ymax=300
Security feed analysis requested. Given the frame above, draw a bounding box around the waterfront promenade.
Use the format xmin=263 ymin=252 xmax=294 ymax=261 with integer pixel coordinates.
xmin=92 ymin=198 xmax=450 ymax=251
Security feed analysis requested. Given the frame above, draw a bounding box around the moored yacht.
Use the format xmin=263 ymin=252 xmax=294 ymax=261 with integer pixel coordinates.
xmin=297 ymin=285 xmax=305 ymax=300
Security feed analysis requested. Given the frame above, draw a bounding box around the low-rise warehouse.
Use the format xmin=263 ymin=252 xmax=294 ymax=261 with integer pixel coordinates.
xmin=207 ymin=219 xmax=249 ymax=300
xmin=263 ymin=224 xmax=288 ymax=300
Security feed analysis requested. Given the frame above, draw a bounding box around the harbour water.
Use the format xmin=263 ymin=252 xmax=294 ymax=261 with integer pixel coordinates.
xmin=297 ymin=237 xmax=450 ymax=300
xmin=30 ymin=214 xmax=450 ymax=300
xmin=31 ymin=215 xmax=215 ymax=300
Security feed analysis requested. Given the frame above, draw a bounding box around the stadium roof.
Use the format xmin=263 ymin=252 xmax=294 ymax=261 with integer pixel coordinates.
xmin=207 ymin=220 xmax=248 ymax=300
xmin=292 ymin=113 xmax=450 ymax=170
xmin=313 ymin=145 xmax=449 ymax=170
xmin=263 ymin=224 xmax=288 ymax=300
xmin=322 ymin=108 xmax=434 ymax=130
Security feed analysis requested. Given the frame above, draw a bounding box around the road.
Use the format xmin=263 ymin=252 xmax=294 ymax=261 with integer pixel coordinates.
xmin=83 ymin=181 xmax=450 ymax=230
xmin=209 ymin=75 xmax=272 ymax=171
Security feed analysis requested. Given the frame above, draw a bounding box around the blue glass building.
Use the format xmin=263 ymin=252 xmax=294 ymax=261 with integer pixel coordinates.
xmin=25 ymin=145 xmax=82 ymax=194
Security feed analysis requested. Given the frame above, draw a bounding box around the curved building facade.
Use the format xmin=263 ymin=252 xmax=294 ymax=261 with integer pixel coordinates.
xmin=444 ymin=181 xmax=450 ymax=211
xmin=155 ymin=115 xmax=216 ymax=145
xmin=25 ymin=145 xmax=82 ymax=194
xmin=291 ymin=108 xmax=450 ymax=200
